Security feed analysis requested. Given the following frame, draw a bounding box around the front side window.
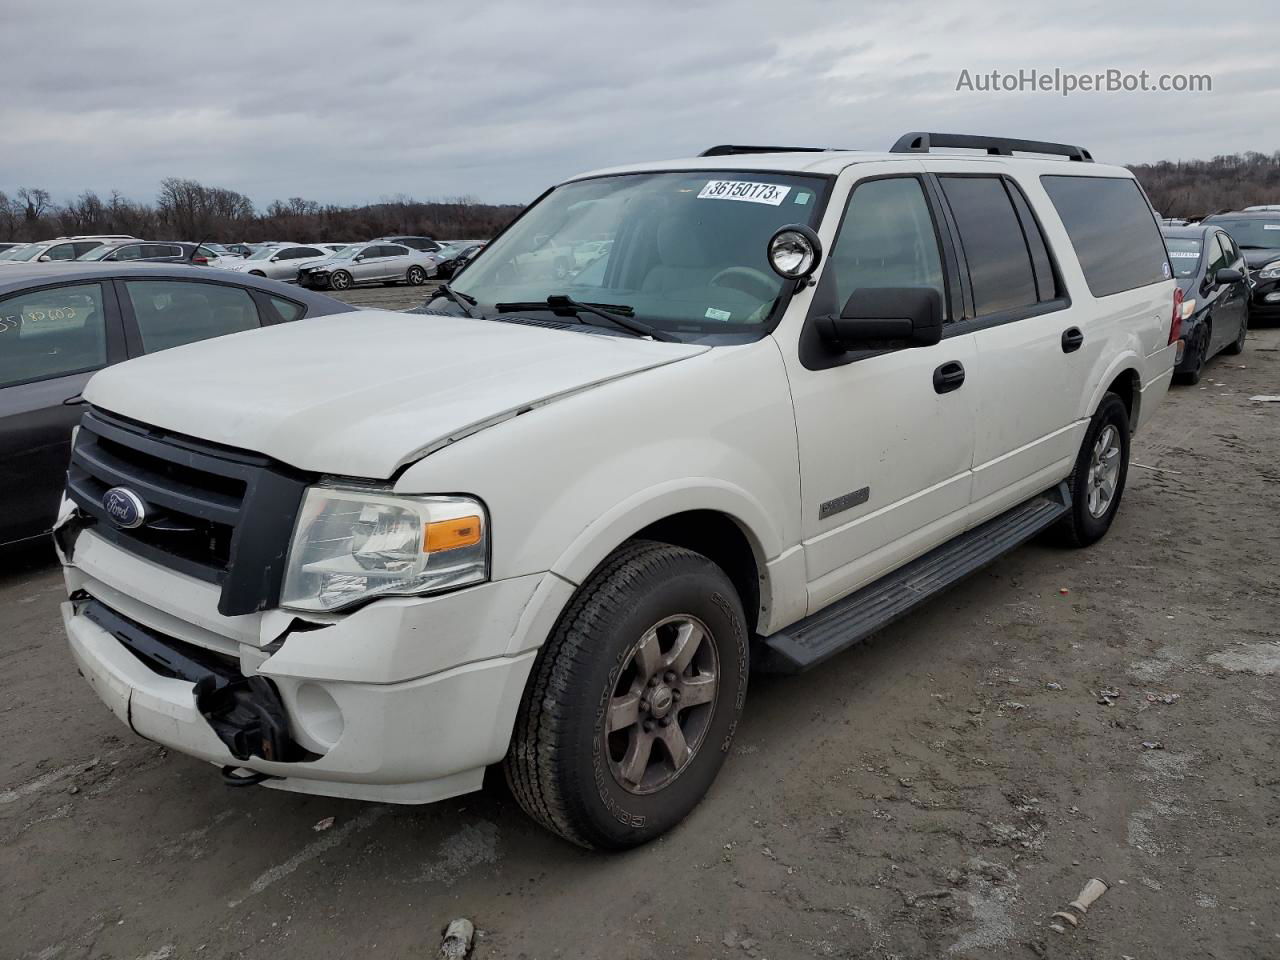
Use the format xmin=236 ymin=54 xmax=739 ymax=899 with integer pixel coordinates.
xmin=453 ymin=170 xmax=829 ymax=335
xmin=45 ymin=243 xmax=79 ymax=261
xmin=1041 ymin=175 xmax=1168 ymax=297
xmin=1205 ymin=234 xmax=1230 ymax=278
xmin=821 ymin=176 xmax=945 ymax=320
xmin=114 ymin=244 xmax=145 ymax=261
xmin=0 ymin=282 xmax=108 ymax=388
xmin=940 ymin=176 xmax=1039 ymax=317
xmin=124 ymin=280 xmax=260 ymax=353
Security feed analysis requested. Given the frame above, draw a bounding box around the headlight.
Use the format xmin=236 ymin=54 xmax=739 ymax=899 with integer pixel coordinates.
xmin=281 ymin=486 xmax=488 ymax=612
xmin=1258 ymin=260 xmax=1280 ymax=280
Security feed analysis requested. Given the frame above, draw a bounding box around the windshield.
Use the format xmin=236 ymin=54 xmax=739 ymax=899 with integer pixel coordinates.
xmin=5 ymin=244 xmax=46 ymax=262
xmin=451 ymin=171 xmax=829 ymax=335
xmin=1164 ymin=237 xmax=1201 ymax=278
xmin=77 ymin=244 xmax=117 ymax=261
xmin=331 ymin=245 xmax=367 ymax=261
xmin=1209 ymin=219 xmax=1280 ymax=250
xmin=0 ymin=244 xmax=31 ymax=261
xmin=246 ymin=246 xmax=280 ymax=261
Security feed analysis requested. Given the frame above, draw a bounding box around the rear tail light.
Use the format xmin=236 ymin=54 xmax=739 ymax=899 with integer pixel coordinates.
xmin=1169 ymin=287 xmax=1183 ymax=344
xmin=192 ymin=256 xmax=208 ymax=265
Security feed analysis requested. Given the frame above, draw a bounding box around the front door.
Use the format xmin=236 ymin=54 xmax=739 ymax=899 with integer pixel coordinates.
xmin=780 ymin=169 xmax=977 ymax=613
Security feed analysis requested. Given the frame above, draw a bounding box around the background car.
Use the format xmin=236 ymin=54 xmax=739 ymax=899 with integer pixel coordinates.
xmin=225 ymin=243 xmax=334 ymax=281
xmin=373 ymin=235 xmax=442 ymax=252
xmin=224 ymin=243 xmax=254 ymax=257
xmin=1202 ymin=209 xmax=1280 ymax=323
xmin=432 ymin=240 xmax=486 ymax=278
xmin=0 ymin=244 xmax=33 ymax=261
xmin=0 ymin=263 xmax=356 ymax=547
xmin=0 ymin=236 xmax=140 ymax=265
xmin=0 ymin=242 xmax=24 ymax=255
xmin=76 ymin=241 xmax=226 ymax=265
xmin=297 ymin=242 xmax=437 ymax=290
xmin=1162 ymin=224 xmax=1250 ymax=383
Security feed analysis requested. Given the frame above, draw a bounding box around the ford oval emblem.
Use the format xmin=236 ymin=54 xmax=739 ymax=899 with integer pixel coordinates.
xmin=102 ymin=487 xmax=147 ymax=529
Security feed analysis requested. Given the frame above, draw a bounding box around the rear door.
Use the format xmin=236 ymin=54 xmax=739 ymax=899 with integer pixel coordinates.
xmin=925 ymin=167 xmax=1082 ymax=517
xmin=0 ymin=280 xmax=124 ymax=543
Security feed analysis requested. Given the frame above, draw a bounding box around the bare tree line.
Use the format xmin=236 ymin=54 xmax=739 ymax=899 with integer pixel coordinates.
xmin=4 ymin=151 xmax=1278 ymax=245
xmin=1129 ymin=150 xmax=1280 ymax=219
xmin=0 ymin=178 xmax=525 ymax=244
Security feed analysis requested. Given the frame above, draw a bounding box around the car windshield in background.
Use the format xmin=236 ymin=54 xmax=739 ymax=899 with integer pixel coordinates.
xmin=4 ymin=245 xmax=46 ymax=262
xmin=76 ymin=244 xmax=117 ymax=261
xmin=246 ymin=246 xmax=279 ymax=260
xmin=1210 ymin=219 xmax=1280 ymax=249
xmin=451 ymin=171 xmax=829 ymax=335
xmin=1165 ymin=237 xmax=1202 ymax=278
xmin=331 ymin=245 xmax=365 ymax=260
xmin=0 ymin=245 xmax=30 ymax=260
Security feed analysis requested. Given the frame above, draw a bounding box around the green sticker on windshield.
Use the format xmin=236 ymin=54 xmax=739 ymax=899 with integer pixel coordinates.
xmin=705 ymin=307 xmax=732 ymax=322
xmin=794 ymin=192 xmax=811 ymax=205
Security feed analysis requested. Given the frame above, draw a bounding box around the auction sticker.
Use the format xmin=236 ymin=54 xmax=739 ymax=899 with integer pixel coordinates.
xmin=698 ymin=180 xmax=791 ymax=205
xmin=1169 ymin=251 xmax=1199 ymax=258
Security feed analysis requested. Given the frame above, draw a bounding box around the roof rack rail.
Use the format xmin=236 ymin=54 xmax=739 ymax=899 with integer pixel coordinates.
xmin=890 ymin=132 xmax=1093 ymax=162
xmin=699 ymin=144 xmax=837 ymax=157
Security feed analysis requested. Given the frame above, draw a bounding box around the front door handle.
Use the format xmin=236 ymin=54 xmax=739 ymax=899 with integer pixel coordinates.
xmin=1061 ymin=327 xmax=1084 ymax=353
xmin=933 ymin=360 xmax=965 ymax=394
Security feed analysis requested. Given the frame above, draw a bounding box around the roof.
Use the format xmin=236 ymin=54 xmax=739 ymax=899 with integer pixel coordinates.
xmin=1161 ymin=225 xmax=1211 ymax=238
xmin=565 ymin=150 xmax=1135 ymax=183
xmin=1204 ymin=210 xmax=1280 ymax=220
xmin=0 ymin=262 xmax=358 ymax=314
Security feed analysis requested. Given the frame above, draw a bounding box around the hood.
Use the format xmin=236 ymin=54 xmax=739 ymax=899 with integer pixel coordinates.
xmin=1243 ymin=248 xmax=1280 ymax=270
xmin=84 ymin=310 xmax=708 ymax=478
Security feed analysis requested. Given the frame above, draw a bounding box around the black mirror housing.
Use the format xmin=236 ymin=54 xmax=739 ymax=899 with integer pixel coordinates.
xmin=1215 ymin=267 xmax=1244 ymax=284
xmin=817 ymin=287 xmax=943 ymax=351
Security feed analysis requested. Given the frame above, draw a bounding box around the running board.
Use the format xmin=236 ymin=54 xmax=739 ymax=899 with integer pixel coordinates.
xmin=760 ymin=482 xmax=1071 ymax=673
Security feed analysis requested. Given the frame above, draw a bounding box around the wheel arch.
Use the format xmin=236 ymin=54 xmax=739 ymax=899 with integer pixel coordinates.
xmin=1085 ymin=356 xmax=1142 ymax=431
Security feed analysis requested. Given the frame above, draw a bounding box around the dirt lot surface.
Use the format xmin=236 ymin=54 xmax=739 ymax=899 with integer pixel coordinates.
xmin=329 ymin=283 xmax=435 ymax=312
xmin=3 ymin=327 xmax=1278 ymax=960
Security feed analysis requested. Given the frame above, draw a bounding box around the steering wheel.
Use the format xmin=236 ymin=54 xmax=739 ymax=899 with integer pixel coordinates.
xmin=709 ymin=266 xmax=777 ymax=301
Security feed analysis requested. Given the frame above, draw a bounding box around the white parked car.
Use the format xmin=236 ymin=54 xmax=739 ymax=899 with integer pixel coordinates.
xmin=56 ymin=133 xmax=1178 ymax=850
xmin=296 ymin=241 xmax=438 ymax=290
xmin=222 ymin=243 xmax=333 ymax=282
xmin=0 ymin=235 xmax=139 ymax=265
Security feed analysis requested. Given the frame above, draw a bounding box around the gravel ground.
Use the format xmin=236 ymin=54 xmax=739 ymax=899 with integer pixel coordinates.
xmin=327 ymin=283 xmax=436 ymax=312
xmin=2 ymin=327 xmax=1278 ymax=960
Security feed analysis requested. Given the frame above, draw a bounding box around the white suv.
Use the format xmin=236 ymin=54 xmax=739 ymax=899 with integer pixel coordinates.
xmin=56 ymin=133 xmax=1179 ymax=849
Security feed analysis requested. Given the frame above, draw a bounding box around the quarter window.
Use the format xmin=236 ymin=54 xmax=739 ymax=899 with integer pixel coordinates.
xmin=269 ymin=296 xmax=305 ymax=322
xmin=939 ymin=176 xmax=1039 ymax=317
xmin=0 ymin=282 xmax=108 ymax=388
xmin=124 ymin=280 xmax=261 ymax=353
xmin=1041 ymin=175 xmax=1168 ymax=297
xmin=822 ymin=177 xmax=946 ymax=321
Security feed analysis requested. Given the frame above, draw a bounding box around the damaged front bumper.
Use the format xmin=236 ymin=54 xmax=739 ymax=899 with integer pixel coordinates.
xmin=58 ymin=513 xmax=544 ymax=805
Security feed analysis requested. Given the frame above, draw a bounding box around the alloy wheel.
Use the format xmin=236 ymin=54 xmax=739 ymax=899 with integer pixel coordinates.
xmin=605 ymin=614 xmax=719 ymax=795
xmin=1086 ymin=424 xmax=1121 ymax=518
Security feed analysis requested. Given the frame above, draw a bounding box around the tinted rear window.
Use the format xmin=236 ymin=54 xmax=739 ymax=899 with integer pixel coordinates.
xmin=940 ymin=176 xmax=1038 ymax=317
xmin=1040 ymin=176 xmax=1168 ymax=297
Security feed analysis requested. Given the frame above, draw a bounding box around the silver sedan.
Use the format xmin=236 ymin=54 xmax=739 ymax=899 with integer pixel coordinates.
xmin=225 ymin=243 xmax=333 ymax=282
xmin=296 ymin=242 xmax=438 ymax=291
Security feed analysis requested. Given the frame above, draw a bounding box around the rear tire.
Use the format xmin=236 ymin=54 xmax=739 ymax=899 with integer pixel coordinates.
xmin=1175 ymin=325 xmax=1208 ymax=385
xmin=504 ymin=540 xmax=748 ymax=850
xmin=1053 ymin=393 xmax=1130 ymax=548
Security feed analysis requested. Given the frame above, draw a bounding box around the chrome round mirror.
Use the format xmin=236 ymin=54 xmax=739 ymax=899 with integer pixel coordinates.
xmin=767 ymin=225 xmax=822 ymax=279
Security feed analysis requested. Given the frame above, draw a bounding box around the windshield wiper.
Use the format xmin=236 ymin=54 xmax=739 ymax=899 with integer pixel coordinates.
xmin=493 ymin=295 xmax=678 ymax=342
xmin=428 ymin=282 xmax=478 ymax=317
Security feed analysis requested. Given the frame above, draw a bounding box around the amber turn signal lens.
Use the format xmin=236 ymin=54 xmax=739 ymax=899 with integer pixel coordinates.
xmin=424 ymin=516 xmax=483 ymax=552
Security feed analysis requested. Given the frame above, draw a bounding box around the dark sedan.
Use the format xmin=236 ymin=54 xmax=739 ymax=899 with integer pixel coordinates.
xmin=0 ymin=263 xmax=355 ymax=547
xmin=76 ymin=241 xmax=227 ymax=266
xmin=1162 ymin=224 xmax=1250 ymax=384
xmin=1202 ymin=210 xmax=1280 ymax=322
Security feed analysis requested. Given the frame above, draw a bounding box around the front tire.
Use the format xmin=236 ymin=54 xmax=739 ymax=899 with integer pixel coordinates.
xmin=406 ymin=265 xmax=427 ymax=285
xmin=504 ymin=540 xmax=748 ymax=850
xmin=1053 ymin=393 xmax=1130 ymax=548
xmin=329 ymin=270 xmax=353 ymax=290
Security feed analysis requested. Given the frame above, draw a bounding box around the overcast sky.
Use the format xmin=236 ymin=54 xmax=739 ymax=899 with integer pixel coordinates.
xmin=2 ymin=0 xmax=1274 ymax=210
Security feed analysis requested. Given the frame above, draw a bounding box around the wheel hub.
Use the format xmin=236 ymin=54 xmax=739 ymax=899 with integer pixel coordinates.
xmin=643 ymin=684 xmax=675 ymax=718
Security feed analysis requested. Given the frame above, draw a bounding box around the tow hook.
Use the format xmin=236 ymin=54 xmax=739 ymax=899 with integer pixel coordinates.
xmin=195 ymin=674 xmax=298 ymax=763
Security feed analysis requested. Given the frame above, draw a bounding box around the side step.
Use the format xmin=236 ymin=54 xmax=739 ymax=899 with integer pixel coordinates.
xmin=760 ymin=483 xmax=1071 ymax=673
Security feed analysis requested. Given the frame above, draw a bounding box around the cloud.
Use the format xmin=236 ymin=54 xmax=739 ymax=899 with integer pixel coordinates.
xmin=0 ymin=0 xmax=1270 ymax=210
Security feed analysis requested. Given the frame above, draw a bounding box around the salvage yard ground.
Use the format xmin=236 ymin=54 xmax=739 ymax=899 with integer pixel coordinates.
xmin=2 ymin=326 xmax=1278 ymax=959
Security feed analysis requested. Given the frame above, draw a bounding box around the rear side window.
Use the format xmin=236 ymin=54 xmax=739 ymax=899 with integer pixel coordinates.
xmin=1041 ymin=176 xmax=1168 ymax=297
xmin=124 ymin=280 xmax=261 ymax=353
xmin=939 ymin=176 xmax=1039 ymax=316
xmin=0 ymin=282 xmax=108 ymax=387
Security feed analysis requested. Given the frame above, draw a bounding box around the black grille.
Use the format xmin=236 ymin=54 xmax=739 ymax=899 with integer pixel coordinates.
xmin=67 ymin=409 xmax=312 ymax=616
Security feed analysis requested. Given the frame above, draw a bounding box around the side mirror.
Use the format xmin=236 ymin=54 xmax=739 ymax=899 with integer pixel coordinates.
xmin=37 ymin=254 xmax=51 ymax=262
xmin=353 ymin=254 xmax=365 ymax=262
xmin=1215 ymin=267 xmax=1243 ymax=284
xmin=270 ymin=255 xmax=281 ymax=262
xmin=816 ymin=287 xmax=943 ymax=351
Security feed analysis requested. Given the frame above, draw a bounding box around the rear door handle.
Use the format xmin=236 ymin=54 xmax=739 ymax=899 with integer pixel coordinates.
xmin=1061 ymin=327 xmax=1084 ymax=353
xmin=933 ymin=360 xmax=965 ymax=394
